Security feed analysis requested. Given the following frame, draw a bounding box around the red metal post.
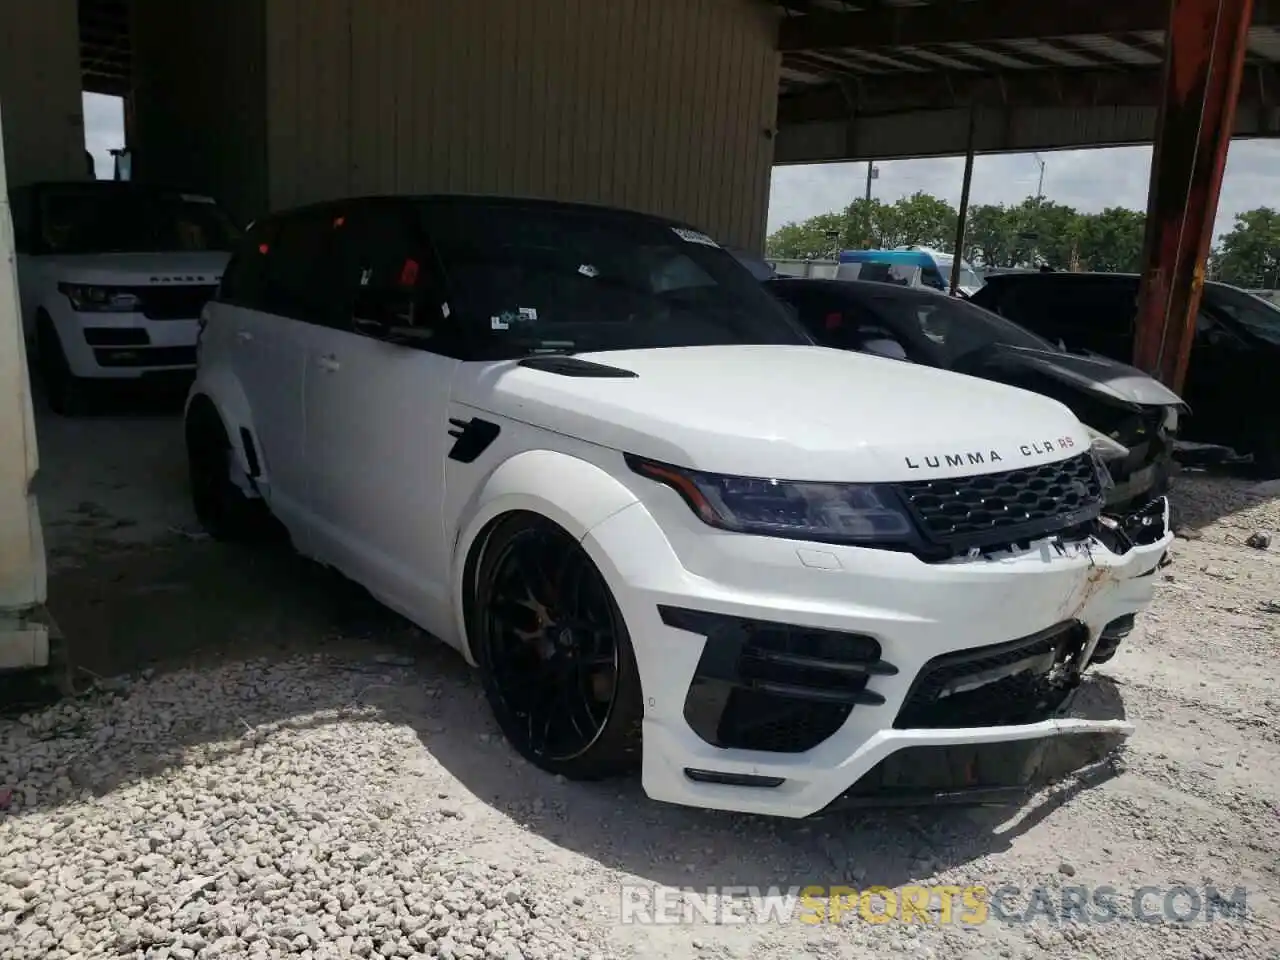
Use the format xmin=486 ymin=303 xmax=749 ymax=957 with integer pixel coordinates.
xmin=1133 ymin=0 xmax=1255 ymax=392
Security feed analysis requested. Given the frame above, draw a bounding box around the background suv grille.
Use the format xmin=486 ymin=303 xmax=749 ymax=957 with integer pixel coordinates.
xmin=897 ymin=452 xmax=1103 ymax=553
xmin=122 ymin=284 xmax=219 ymax=320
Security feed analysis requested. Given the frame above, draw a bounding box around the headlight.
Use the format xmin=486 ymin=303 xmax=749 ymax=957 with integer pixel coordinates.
xmin=57 ymin=282 xmax=143 ymax=313
xmin=1085 ymin=425 xmax=1130 ymax=461
xmin=626 ymin=455 xmax=915 ymax=545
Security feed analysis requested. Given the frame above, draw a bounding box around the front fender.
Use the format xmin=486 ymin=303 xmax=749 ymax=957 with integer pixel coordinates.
xmin=186 ymin=368 xmax=256 ymax=481
xmin=449 ymin=449 xmax=640 ymax=664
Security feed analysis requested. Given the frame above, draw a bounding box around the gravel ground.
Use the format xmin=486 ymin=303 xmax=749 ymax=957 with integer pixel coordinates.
xmin=2 ymin=410 xmax=1279 ymax=959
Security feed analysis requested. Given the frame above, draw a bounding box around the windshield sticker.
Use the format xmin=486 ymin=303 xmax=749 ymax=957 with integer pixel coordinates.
xmin=180 ymin=193 xmax=216 ymax=204
xmin=441 ymin=302 xmax=451 ymax=319
xmin=359 ymin=267 xmax=372 ymax=287
xmin=578 ymin=264 xmax=599 ymax=278
xmin=672 ymin=227 xmax=719 ymax=248
xmin=491 ymin=314 xmax=510 ymax=331
xmin=518 ymin=306 xmax=538 ymax=322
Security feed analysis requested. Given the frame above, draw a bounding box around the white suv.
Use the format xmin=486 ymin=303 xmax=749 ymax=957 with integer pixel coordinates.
xmin=186 ymin=195 xmax=1173 ymax=818
xmin=10 ymin=181 xmax=240 ymax=414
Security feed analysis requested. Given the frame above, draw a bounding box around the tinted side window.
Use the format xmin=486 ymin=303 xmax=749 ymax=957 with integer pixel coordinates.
xmin=261 ymin=209 xmax=340 ymax=324
xmin=218 ymin=220 xmax=276 ymax=309
xmin=336 ymin=204 xmax=442 ymax=334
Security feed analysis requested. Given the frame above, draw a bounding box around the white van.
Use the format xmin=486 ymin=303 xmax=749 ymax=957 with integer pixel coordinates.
xmin=837 ymin=247 xmax=984 ymax=297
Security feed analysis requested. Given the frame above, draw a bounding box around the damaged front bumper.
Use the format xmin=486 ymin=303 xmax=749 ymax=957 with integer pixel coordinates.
xmin=586 ymin=495 xmax=1172 ymax=818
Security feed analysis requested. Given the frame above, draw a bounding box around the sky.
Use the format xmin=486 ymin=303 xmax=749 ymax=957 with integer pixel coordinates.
xmin=83 ymin=91 xmax=1280 ymax=245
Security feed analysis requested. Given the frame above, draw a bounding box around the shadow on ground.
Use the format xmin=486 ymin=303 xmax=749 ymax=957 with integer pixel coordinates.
xmin=3 ymin=391 xmax=1131 ymax=898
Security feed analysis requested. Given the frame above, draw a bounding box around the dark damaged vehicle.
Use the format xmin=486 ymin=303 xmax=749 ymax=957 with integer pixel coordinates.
xmin=971 ymin=271 xmax=1280 ymax=474
xmin=766 ymin=278 xmax=1186 ymax=509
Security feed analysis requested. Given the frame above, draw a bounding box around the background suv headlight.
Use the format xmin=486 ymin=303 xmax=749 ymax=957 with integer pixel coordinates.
xmin=57 ymin=282 xmax=143 ymax=313
xmin=626 ymin=455 xmax=915 ymax=546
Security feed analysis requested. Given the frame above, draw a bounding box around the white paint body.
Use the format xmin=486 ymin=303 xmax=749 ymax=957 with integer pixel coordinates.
xmin=18 ymin=251 xmax=229 ymax=379
xmin=193 ymin=305 xmax=1172 ymax=817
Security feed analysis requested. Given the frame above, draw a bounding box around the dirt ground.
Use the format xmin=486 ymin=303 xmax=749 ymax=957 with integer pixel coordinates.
xmin=3 ymin=393 xmax=1279 ymax=960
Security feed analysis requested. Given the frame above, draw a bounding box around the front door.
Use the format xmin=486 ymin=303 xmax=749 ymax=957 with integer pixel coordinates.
xmin=302 ymin=202 xmax=459 ymax=632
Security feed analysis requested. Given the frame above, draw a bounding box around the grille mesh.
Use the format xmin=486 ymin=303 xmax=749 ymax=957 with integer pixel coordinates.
xmin=897 ymin=452 xmax=1103 ymax=549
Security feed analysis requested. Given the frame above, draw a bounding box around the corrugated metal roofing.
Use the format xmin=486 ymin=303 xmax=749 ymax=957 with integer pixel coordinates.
xmin=776 ymin=0 xmax=1280 ymax=102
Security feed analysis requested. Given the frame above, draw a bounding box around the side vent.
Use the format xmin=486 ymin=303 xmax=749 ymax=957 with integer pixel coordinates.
xmin=518 ymin=356 xmax=637 ymax=378
xmin=238 ymin=427 xmax=262 ymax=478
xmin=447 ymin=417 xmax=501 ymax=464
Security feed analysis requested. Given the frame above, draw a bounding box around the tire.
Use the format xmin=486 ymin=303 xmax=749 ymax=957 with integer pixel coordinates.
xmin=36 ymin=317 xmax=88 ymax=417
xmin=473 ymin=512 xmax=643 ymax=780
xmin=1251 ymin=430 xmax=1280 ymax=479
xmin=185 ymin=404 xmax=269 ymax=542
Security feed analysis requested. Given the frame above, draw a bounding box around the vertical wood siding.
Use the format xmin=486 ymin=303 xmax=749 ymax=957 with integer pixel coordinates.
xmin=131 ymin=0 xmax=268 ymax=224
xmin=0 ymin=0 xmax=84 ymax=187
xmin=265 ymin=0 xmax=779 ymax=249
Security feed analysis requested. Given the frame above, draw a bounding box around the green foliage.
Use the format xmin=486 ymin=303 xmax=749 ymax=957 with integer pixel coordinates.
xmin=767 ymin=187 xmax=1279 ymax=284
xmin=767 ymin=192 xmax=1151 ymax=273
xmin=1212 ymin=207 xmax=1280 ymax=288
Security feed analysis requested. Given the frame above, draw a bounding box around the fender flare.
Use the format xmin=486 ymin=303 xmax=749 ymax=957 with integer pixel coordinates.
xmin=184 ymin=370 xmax=257 ymax=482
xmin=449 ymin=449 xmax=640 ymax=664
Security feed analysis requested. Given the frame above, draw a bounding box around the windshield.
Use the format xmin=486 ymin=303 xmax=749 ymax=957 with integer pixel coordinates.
xmin=859 ymin=290 xmax=1056 ymax=366
xmin=420 ymin=203 xmax=810 ymax=355
xmin=1205 ymin=284 xmax=1280 ymax=346
xmin=39 ymin=188 xmax=241 ymax=254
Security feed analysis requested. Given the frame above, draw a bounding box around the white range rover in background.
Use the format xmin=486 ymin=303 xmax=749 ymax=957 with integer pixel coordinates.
xmin=8 ymin=180 xmax=240 ymax=414
xmin=187 ymin=195 xmax=1173 ymax=818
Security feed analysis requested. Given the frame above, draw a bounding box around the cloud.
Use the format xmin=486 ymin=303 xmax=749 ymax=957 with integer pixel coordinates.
xmin=768 ymin=139 xmax=1280 ymax=245
xmin=82 ymin=92 xmax=124 ymax=179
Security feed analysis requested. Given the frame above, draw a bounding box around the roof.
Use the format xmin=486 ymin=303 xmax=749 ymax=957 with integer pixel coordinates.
xmin=774 ymin=0 xmax=1280 ymax=159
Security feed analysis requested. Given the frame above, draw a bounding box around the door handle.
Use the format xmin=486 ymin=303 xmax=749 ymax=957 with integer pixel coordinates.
xmin=317 ymin=354 xmax=341 ymax=372
xmin=235 ymin=330 xmax=253 ymax=343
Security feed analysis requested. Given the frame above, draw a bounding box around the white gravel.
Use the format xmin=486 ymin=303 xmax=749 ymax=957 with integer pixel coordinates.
xmin=5 ymin=421 xmax=1280 ymax=960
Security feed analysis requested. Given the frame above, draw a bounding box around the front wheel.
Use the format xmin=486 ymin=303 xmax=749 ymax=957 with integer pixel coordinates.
xmin=185 ymin=407 xmax=269 ymax=542
xmin=473 ymin=513 xmax=643 ymax=780
xmin=37 ymin=318 xmax=88 ymax=416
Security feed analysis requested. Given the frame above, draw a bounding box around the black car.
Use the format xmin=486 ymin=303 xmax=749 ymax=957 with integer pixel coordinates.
xmin=766 ymin=278 xmax=1186 ymax=509
xmin=971 ymin=272 xmax=1280 ymax=473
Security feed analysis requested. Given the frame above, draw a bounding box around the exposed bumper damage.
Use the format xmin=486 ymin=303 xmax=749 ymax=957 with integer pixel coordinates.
xmin=591 ymin=488 xmax=1173 ymax=817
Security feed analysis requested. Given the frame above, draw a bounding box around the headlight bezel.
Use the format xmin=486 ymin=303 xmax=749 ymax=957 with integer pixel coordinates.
xmin=625 ymin=454 xmax=918 ymax=549
xmin=57 ymin=282 xmax=144 ymax=313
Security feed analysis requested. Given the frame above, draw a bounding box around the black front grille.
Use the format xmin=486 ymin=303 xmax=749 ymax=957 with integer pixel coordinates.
xmin=897 ymin=452 xmax=1103 ymax=554
xmin=661 ymin=606 xmax=897 ymax=754
xmin=122 ymin=285 xmax=218 ymax=320
xmin=894 ymin=622 xmax=1088 ymax=730
xmin=94 ymin=345 xmax=196 ymax=368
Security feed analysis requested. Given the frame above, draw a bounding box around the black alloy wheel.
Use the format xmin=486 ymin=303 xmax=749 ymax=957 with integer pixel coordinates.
xmin=184 ymin=407 xmax=268 ymax=542
xmin=474 ymin=513 xmax=642 ymax=780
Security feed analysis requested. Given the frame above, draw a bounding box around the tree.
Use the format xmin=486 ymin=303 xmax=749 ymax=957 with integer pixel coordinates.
xmin=765 ymin=212 xmax=846 ymax=259
xmin=1214 ymin=208 xmax=1280 ymax=288
xmin=1075 ymin=207 xmax=1145 ymax=273
xmin=884 ymin=192 xmax=958 ymax=250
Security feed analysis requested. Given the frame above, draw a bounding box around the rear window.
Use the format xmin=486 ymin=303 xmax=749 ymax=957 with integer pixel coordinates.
xmin=36 ymin=187 xmax=241 ymax=255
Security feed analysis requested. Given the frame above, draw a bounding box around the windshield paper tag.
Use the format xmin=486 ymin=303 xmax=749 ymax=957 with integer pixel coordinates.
xmin=672 ymin=227 xmax=719 ymax=248
xmin=518 ymin=307 xmax=537 ymax=322
xmin=491 ymin=314 xmax=509 ymax=331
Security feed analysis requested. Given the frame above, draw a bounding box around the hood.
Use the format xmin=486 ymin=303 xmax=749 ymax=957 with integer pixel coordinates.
xmin=961 ymin=344 xmax=1186 ymax=410
xmin=39 ymin=251 xmax=230 ymax=286
xmin=458 ymin=345 xmax=1091 ymax=483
